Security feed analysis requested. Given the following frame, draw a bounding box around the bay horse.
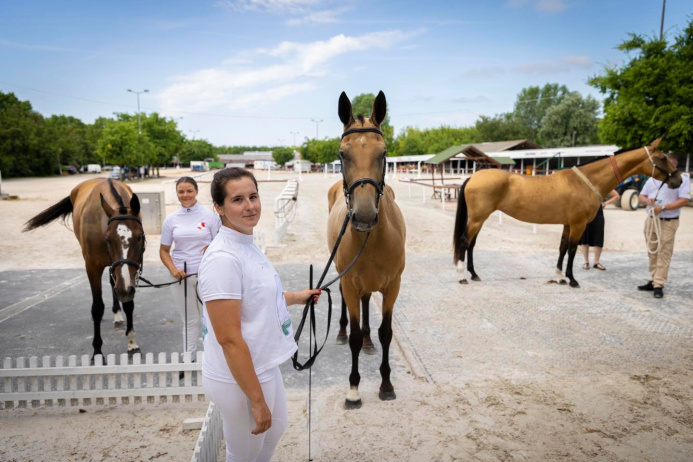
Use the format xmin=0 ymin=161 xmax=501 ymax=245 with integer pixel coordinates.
xmin=328 ymin=91 xmax=406 ymax=409
xmin=23 ymin=178 xmax=145 ymax=360
xmin=453 ymin=138 xmax=682 ymax=288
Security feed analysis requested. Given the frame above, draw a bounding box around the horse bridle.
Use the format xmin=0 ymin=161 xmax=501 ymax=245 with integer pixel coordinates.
xmin=106 ymin=215 xmax=146 ymax=287
xmin=340 ymin=127 xmax=387 ymax=215
xmin=644 ymin=146 xmax=679 ymax=182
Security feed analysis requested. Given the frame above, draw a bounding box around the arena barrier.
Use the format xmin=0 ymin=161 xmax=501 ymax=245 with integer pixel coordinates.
xmin=0 ymin=351 xmax=204 ymax=409
xmin=190 ymin=401 xmax=224 ymax=462
xmin=273 ymin=179 xmax=299 ymax=245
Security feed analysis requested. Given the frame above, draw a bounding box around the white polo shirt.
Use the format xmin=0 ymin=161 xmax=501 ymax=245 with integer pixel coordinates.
xmin=198 ymin=226 xmax=297 ymax=384
xmin=161 ymin=202 xmax=221 ymax=274
xmin=640 ymin=174 xmax=691 ymax=219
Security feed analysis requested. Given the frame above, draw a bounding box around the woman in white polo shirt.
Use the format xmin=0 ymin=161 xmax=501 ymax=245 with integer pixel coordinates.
xmin=160 ymin=177 xmax=221 ymax=358
xmin=198 ymin=168 xmax=320 ymax=462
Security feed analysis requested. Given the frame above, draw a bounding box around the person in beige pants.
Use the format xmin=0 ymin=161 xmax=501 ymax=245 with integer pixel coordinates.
xmin=637 ymin=155 xmax=691 ymax=299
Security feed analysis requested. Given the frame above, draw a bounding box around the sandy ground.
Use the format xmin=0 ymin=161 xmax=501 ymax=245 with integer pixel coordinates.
xmin=2 ymin=169 xmax=693 ymax=461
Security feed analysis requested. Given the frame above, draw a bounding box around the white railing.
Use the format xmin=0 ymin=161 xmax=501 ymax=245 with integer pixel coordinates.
xmin=273 ymin=179 xmax=299 ymax=245
xmin=191 ymin=401 xmax=224 ymax=462
xmin=0 ymin=351 xmax=204 ymax=408
xmin=163 ymin=171 xmax=217 ymax=205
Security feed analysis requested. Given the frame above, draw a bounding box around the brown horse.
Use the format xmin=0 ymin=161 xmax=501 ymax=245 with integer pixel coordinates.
xmin=328 ymin=91 xmax=406 ymax=409
xmin=453 ymin=138 xmax=682 ymax=288
xmin=23 ymin=178 xmax=145 ymax=360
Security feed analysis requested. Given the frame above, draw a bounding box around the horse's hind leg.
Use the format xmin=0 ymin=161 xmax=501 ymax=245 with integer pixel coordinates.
xmin=361 ymin=293 xmax=375 ymax=355
xmin=460 ymin=219 xmax=485 ymax=283
xmin=109 ymin=275 xmax=124 ymax=329
xmin=378 ymin=279 xmax=400 ymax=401
xmin=467 ymin=234 xmax=481 ymax=281
xmin=555 ymin=225 xmax=570 ymax=279
xmin=87 ymin=266 xmax=106 ymax=363
xmin=336 ymin=282 xmax=348 ymax=345
xmin=122 ymin=300 xmax=140 ymax=355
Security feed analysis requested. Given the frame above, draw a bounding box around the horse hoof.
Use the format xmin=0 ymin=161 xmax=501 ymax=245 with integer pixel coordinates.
xmin=344 ymin=399 xmax=362 ymax=410
xmin=128 ymin=348 xmax=141 ymax=356
xmin=113 ymin=321 xmax=123 ymax=329
xmin=362 ymin=345 xmax=376 ymax=355
xmin=569 ymin=281 xmax=580 ymax=288
xmin=379 ymin=390 xmax=396 ymax=401
xmin=459 ymin=279 xmax=468 ymax=285
xmin=336 ymin=335 xmax=348 ymax=345
xmin=471 ymin=275 xmax=481 ymax=282
xmin=558 ymin=279 xmax=568 ymax=285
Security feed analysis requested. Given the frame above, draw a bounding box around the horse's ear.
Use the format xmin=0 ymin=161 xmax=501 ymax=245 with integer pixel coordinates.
xmin=100 ymin=193 xmax=116 ymax=217
xmin=130 ymin=194 xmax=140 ymax=216
xmin=649 ymin=137 xmax=662 ymax=150
xmin=370 ymin=91 xmax=387 ymax=127
xmin=338 ymin=91 xmax=355 ymax=127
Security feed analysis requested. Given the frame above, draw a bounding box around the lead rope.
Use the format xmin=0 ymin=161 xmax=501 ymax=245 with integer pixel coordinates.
xmin=643 ymin=146 xmax=666 ymax=255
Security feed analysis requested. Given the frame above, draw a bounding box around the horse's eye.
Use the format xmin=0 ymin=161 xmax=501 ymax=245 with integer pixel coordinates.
xmin=339 ymin=150 xmax=345 ymax=159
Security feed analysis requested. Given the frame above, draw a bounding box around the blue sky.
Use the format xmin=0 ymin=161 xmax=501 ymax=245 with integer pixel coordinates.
xmin=1 ymin=0 xmax=691 ymax=147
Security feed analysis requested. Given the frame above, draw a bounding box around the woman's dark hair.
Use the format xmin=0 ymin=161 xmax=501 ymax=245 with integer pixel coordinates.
xmin=211 ymin=167 xmax=258 ymax=206
xmin=176 ymin=176 xmax=198 ymax=191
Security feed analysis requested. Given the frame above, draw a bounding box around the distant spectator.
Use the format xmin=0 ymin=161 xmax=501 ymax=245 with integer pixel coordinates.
xmin=579 ymin=190 xmax=619 ymax=271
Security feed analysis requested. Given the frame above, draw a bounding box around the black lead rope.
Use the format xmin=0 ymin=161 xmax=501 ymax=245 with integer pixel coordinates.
xmin=138 ymin=273 xmax=197 ymax=288
xmin=291 ymin=212 xmax=370 ymax=371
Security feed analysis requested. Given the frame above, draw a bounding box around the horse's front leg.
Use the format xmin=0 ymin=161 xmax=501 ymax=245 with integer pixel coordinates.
xmin=122 ymin=300 xmax=140 ymax=355
xmin=86 ymin=266 xmax=106 ymax=363
xmin=378 ymin=279 xmax=400 ymax=401
xmin=343 ymin=286 xmax=363 ymax=410
xmin=109 ymin=273 xmax=124 ymax=329
xmin=555 ymin=225 xmax=570 ymax=283
xmin=361 ymin=293 xmax=375 ymax=355
xmin=336 ymin=282 xmax=348 ymax=345
xmin=565 ymin=225 xmax=586 ymax=288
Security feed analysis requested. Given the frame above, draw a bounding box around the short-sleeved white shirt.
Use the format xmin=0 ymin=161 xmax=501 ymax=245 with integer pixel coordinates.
xmin=640 ymin=174 xmax=691 ymax=219
xmin=197 ymin=226 xmax=297 ymax=384
xmin=160 ymin=202 xmax=221 ymax=274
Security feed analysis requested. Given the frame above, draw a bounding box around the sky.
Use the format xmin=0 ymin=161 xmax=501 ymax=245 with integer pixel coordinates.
xmin=1 ymin=0 xmax=691 ymax=148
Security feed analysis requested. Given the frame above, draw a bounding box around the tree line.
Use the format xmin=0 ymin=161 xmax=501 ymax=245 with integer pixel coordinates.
xmin=1 ymin=20 xmax=691 ymax=178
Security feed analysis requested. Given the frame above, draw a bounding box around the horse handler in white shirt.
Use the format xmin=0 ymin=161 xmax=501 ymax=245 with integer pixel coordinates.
xmin=198 ymin=167 xmax=320 ymax=462
xmin=638 ymin=154 xmax=691 ymax=299
xmin=160 ymin=177 xmax=221 ymax=359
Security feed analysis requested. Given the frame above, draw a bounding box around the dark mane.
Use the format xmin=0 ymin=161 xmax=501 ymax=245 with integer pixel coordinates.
xmin=108 ymin=179 xmax=127 ymax=214
xmin=356 ymin=114 xmax=365 ymax=126
xmin=613 ymin=145 xmax=642 ymax=155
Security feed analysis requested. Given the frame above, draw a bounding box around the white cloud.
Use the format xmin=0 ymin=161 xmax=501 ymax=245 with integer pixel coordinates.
xmin=159 ymin=30 xmax=421 ymax=113
xmin=505 ymin=0 xmax=567 ymax=13
xmin=216 ymin=0 xmax=323 ymax=12
xmin=464 ymin=55 xmax=592 ymax=78
xmin=286 ymin=7 xmax=345 ymax=25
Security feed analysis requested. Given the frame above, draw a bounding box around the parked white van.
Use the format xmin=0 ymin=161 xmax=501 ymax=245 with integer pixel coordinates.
xmin=80 ymin=164 xmax=102 ymax=174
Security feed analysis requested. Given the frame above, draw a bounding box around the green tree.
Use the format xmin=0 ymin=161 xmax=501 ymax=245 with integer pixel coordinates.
xmin=301 ymin=137 xmax=340 ymax=165
xmin=513 ymin=83 xmax=571 ymax=142
xmin=272 ymin=147 xmax=295 ymax=166
xmin=474 ymin=114 xmax=527 ymax=142
xmin=537 ymin=93 xmax=601 ymax=148
xmin=43 ymin=115 xmax=90 ymax=168
xmin=178 ymin=139 xmax=215 ymax=165
xmin=141 ymin=113 xmax=185 ymax=173
xmin=394 ymin=125 xmax=480 ymax=155
xmin=97 ymin=119 xmax=153 ymax=166
xmin=349 ymin=93 xmax=395 ymax=154
xmin=589 ymin=20 xmax=693 ymax=153
xmin=0 ymin=92 xmax=47 ymax=177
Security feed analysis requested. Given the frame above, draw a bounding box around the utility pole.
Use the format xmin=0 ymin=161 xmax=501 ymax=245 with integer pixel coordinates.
xmin=311 ymin=119 xmax=323 ymax=139
xmin=289 ymin=131 xmax=299 ymax=147
xmin=126 ymin=89 xmax=149 ymax=134
xmin=660 ymin=0 xmax=666 ymax=40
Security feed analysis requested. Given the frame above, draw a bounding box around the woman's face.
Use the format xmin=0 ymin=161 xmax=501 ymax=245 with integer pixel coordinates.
xmin=176 ymin=182 xmax=198 ymax=208
xmin=215 ymin=177 xmax=261 ymax=234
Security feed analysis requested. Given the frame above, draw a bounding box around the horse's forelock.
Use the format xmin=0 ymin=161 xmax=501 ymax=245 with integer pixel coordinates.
xmin=108 ymin=179 xmax=126 ymax=209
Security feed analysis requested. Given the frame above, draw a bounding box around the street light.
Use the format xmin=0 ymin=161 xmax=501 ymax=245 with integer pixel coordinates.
xmin=289 ymin=131 xmax=299 ymax=147
xmin=126 ymin=88 xmax=149 ymax=134
xmin=311 ymin=118 xmax=323 ymax=139
xmin=188 ymin=130 xmax=200 ymax=140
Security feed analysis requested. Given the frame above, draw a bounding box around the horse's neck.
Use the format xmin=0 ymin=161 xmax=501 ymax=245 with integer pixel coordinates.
xmin=580 ymin=149 xmax=648 ymax=196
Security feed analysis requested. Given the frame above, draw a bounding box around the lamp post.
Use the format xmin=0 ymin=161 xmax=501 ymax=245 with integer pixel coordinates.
xmin=289 ymin=131 xmax=299 ymax=147
xmin=310 ymin=118 xmax=323 ymax=139
xmin=126 ymin=89 xmax=149 ymax=134
xmin=188 ymin=130 xmax=200 ymax=140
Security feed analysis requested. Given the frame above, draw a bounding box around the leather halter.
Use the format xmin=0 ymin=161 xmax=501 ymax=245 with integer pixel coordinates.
xmin=106 ymin=214 xmax=145 ymax=285
xmin=339 ymin=127 xmax=387 ymax=214
xmin=644 ymin=146 xmax=679 ymax=181
xmin=609 ymin=155 xmax=624 ymax=184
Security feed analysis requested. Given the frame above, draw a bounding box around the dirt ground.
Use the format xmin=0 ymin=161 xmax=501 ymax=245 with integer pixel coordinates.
xmin=1 ymin=169 xmax=693 ymax=461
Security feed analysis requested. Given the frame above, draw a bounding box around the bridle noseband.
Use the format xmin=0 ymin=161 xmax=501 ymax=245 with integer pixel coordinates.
xmin=340 ymin=127 xmax=387 ymax=215
xmin=107 ymin=215 xmax=145 ymax=286
xmin=644 ymin=146 xmax=678 ymax=182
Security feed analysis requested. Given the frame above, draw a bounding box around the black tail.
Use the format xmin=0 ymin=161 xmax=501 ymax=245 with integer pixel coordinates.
xmin=23 ymin=196 xmax=73 ymax=232
xmin=453 ymin=178 xmax=470 ymax=264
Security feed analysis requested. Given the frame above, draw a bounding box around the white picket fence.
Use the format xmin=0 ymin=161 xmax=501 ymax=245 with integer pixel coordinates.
xmin=191 ymin=401 xmax=224 ymax=462
xmin=274 ymin=179 xmax=299 ymax=245
xmin=0 ymin=351 xmax=205 ymax=408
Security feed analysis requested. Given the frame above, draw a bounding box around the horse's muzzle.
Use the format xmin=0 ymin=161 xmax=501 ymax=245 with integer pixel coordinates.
xmin=115 ymin=286 xmax=136 ymax=303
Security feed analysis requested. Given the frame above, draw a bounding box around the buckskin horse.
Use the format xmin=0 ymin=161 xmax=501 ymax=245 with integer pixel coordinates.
xmin=23 ymin=178 xmax=145 ymax=360
xmin=453 ymin=138 xmax=682 ymax=288
xmin=328 ymin=91 xmax=406 ymax=409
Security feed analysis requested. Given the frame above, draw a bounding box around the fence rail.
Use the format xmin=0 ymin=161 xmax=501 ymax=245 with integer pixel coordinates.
xmin=1 ymin=351 xmax=205 ymax=409
xmin=274 ymin=179 xmax=299 ymax=245
xmin=191 ymin=401 xmax=224 ymax=462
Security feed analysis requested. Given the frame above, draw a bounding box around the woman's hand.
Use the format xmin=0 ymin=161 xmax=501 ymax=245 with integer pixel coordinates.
xmin=285 ymin=289 xmax=322 ymax=306
xmin=250 ymin=398 xmax=272 ymax=435
xmin=170 ymin=268 xmax=187 ymax=280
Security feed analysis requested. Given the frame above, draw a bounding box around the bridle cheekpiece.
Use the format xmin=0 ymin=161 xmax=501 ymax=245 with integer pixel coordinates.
xmin=340 ymin=127 xmax=387 ymax=215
